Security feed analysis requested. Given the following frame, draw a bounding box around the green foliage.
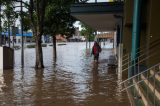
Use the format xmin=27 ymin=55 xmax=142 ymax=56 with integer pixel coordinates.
xmin=27 ymin=44 xmax=35 ymax=48
xmin=80 ymin=22 xmax=95 ymax=41
xmin=0 ymin=0 xmax=30 ymax=33
xmin=44 ymin=0 xmax=76 ymax=37
xmin=22 ymin=12 xmax=31 ymax=31
xmin=1 ymin=0 xmax=18 ymax=31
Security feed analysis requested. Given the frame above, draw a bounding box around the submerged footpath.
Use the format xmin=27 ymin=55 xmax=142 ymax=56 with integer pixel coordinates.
xmin=0 ymin=42 xmax=130 ymax=106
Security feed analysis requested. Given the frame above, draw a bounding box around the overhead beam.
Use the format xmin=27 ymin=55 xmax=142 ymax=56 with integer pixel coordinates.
xmin=70 ymin=2 xmax=124 ymax=15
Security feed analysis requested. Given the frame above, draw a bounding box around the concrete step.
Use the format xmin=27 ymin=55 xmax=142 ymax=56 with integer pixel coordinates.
xmin=140 ymin=74 xmax=160 ymax=106
xmin=149 ymin=70 xmax=160 ymax=93
xmin=133 ymin=78 xmax=152 ymax=106
xmin=141 ymin=74 xmax=160 ymax=101
xmin=125 ymin=81 xmax=145 ymax=106
xmin=150 ymin=70 xmax=160 ymax=82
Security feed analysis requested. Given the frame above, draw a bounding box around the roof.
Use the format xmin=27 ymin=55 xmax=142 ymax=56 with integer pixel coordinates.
xmin=70 ymin=2 xmax=124 ymax=31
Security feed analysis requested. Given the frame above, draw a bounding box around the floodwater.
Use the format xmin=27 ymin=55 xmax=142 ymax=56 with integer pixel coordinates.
xmin=0 ymin=42 xmax=130 ymax=106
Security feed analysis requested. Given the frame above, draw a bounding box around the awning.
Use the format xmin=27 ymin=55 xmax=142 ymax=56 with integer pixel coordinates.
xmin=70 ymin=2 xmax=124 ymax=31
xmin=1 ymin=32 xmax=33 ymax=37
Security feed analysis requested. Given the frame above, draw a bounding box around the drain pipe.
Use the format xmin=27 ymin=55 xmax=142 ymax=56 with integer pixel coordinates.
xmin=129 ymin=0 xmax=142 ymax=78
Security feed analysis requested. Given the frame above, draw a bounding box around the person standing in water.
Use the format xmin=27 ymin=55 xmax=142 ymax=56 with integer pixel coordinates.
xmin=92 ymin=41 xmax=102 ymax=62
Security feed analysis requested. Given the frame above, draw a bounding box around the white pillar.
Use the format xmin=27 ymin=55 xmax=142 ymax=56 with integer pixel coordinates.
xmin=118 ymin=44 xmax=123 ymax=75
xmin=0 ymin=47 xmax=3 ymax=70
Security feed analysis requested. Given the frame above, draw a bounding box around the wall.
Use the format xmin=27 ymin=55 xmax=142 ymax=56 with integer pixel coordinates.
xmin=146 ymin=0 xmax=160 ymax=66
xmin=122 ymin=0 xmax=134 ymax=54
xmin=123 ymin=0 xmax=150 ymax=64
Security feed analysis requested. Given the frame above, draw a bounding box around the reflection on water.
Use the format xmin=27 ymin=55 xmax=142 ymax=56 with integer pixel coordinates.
xmin=0 ymin=42 xmax=130 ymax=106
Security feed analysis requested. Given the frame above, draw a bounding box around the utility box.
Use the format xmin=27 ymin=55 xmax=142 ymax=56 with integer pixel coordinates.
xmin=0 ymin=46 xmax=14 ymax=70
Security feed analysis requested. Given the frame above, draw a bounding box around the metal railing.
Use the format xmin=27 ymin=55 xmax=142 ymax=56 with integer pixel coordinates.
xmin=119 ymin=38 xmax=160 ymax=106
xmin=119 ymin=63 xmax=160 ymax=91
xmin=122 ymin=38 xmax=160 ymax=64
xmin=122 ymin=48 xmax=159 ymax=73
xmin=121 ymin=39 xmax=160 ymax=73
xmin=119 ymin=63 xmax=160 ymax=106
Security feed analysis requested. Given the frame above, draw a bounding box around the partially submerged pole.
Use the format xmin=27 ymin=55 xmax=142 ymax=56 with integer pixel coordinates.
xmin=129 ymin=0 xmax=141 ymax=77
xmin=21 ymin=0 xmax=24 ymax=67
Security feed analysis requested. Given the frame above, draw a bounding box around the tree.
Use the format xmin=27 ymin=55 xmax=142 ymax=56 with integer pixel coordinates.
xmin=80 ymin=22 xmax=95 ymax=41
xmin=80 ymin=22 xmax=95 ymax=49
xmin=27 ymin=0 xmax=47 ymax=68
xmin=44 ymin=0 xmax=76 ymax=60
xmin=22 ymin=12 xmax=31 ymax=32
xmin=1 ymin=0 xmax=17 ymax=47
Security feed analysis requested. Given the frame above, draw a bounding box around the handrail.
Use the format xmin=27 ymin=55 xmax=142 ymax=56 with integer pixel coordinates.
xmin=120 ymin=71 xmax=160 ymax=92
xmin=122 ymin=46 xmax=159 ymax=68
xmin=122 ymin=38 xmax=160 ymax=61
xmin=122 ymin=39 xmax=160 ymax=67
xmin=134 ymin=38 xmax=160 ymax=57
xmin=119 ymin=63 xmax=160 ymax=92
xmin=122 ymin=39 xmax=160 ymax=72
xmin=119 ymin=38 xmax=160 ymax=105
xmin=122 ymin=52 xmax=157 ymax=72
xmin=120 ymin=63 xmax=160 ymax=85
xmin=122 ymin=54 xmax=130 ymax=62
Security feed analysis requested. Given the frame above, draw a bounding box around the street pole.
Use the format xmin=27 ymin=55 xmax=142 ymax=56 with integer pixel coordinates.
xmin=12 ymin=25 xmax=15 ymax=48
xmin=21 ymin=0 xmax=24 ymax=67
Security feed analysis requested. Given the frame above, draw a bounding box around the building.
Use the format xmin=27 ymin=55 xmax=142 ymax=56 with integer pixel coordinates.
xmin=56 ymin=34 xmax=67 ymax=42
xmin=68 ymin=27 xmax=85 ymax=42
xmin=71 ymin=0 xmax=160 ymax=105
xmin=1 ymin=32 xmax=33 ymax=44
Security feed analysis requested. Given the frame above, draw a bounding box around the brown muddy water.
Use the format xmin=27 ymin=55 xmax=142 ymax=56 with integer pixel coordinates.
xmin=0 ymin=42 xmax=130 ymax=106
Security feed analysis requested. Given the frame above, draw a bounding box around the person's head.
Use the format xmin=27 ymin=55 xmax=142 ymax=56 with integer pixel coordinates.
xmin=94 ymin=41 xmax=98 ymax=45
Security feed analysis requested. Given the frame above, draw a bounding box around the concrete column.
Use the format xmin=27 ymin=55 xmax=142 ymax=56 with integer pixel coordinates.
xmin=118 ymin=44 xmax=123 ymax=74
